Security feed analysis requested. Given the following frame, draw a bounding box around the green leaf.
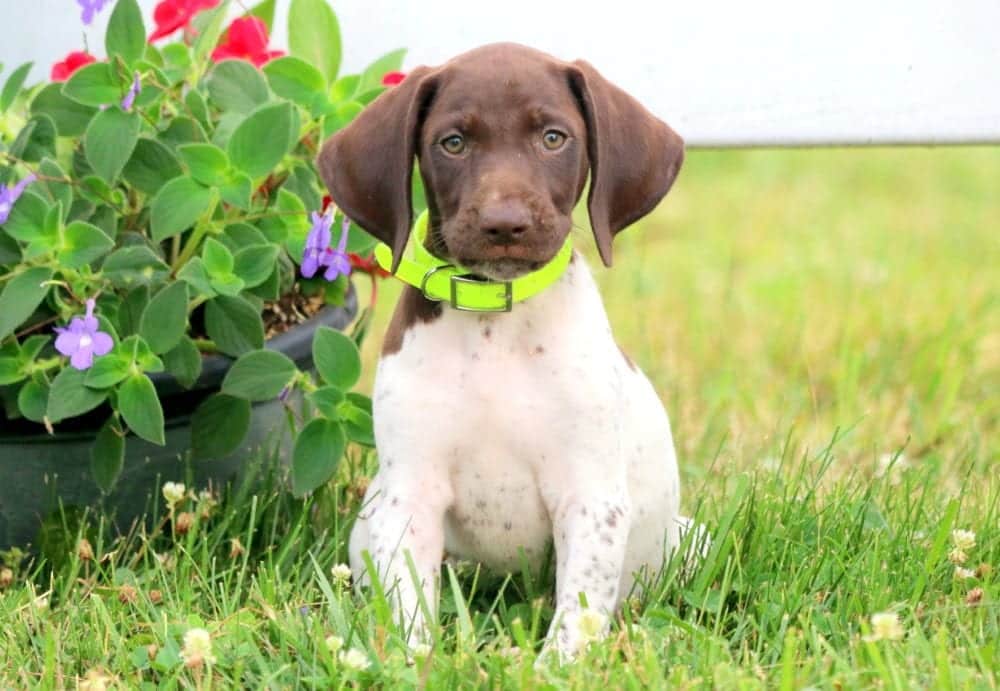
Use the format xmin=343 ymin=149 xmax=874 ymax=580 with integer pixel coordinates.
xmin=205 ymin=296 xmax=264 ymax=357
xmin=47 ymin=366 xmax=109 ymax=423
xmin=0 ymin=267 xmax=53 ymax=341
xmin=0 ymin=233 xmax=21 ymax=264
xmin=227 ymin=101 xmax=294 ymax=178
xmin=205 ymin=59 xmax=270 ymax=114
xmin=91 ymin=418 xmax=126 ymax=493
xmin=202 ymin=237 xmax=234 ymax=276
xmin=312 ymin=326 xmax=361 ymax=390
xmin=292 ymin=418 xmax=345 ymax=495
xmin=263 ymin=56 xmax=325 ymax=109
xmin=37 ymin=158 xmax=73 ymax=219
xmin=85 ymin=107 xmax=141 ymax=183
xmin=210 ymin=274 xmax=245 ymax=297
xmin=139 ymin=282 xmax=189 ymax=354
xmin=102 ymin=246 xmax=170 ymax=289
xmin=219 ymin=172 xmax=252 ymax=210
xmin=184 ymin=89 xmax=211 ymax=130
xmin=358 ymin=48 xmax=407 ymax=94
xmin=307 ymin=385 xmax=343 ymax=419
xmin=123 ymin=137 xmax=183 ymax=195
xmin=118 ymin=373 xmax=165 ymax=445
xmin=119 ymin=334 xmax=164 ymax=373
xmin=85 ymin=354 xmax=130 ymax=389
xmin=105 ymin=0 xmax=146 ymax=65
xmin=329 ymin=74 xmax=359 ymax=103
xmin=62 ymin=62 xmax=120 ymax=107
xmin=0 ymin=357 xmax=24 ymax=386
xmin=31 ymin=83 xmax=97 ymax=137
xmin=192 ymin=1 xmax=231 ymax=64
xmin=162 ymin=336 xmax=202 ymax=389
xmin=322 ymin=101 xmax=363 ymax=138
xmin=245 ymin=0 xmax=277 ymax=31
xmin=18 ymin=377 xmax=49 ymax=422
xmin=60 ymin=221 xmax=115 ymax=268
xmin=178 ymin=143 xmax=230 ymax=186
xmin=115 ymin=286 xmax=150 ymax=337
xmin=1 ymin=189 xmax=50 ymax=244
xmin=159 ymin=116 xmax=207 ymax=150
xmin=342 ymin=404 xmax=375 ymax=446
xmin=221 ymin=349 xmax=296 ymax=401
xmin=176 ymin=257 xmax=216 ymax=297
xmin=150 ymin=175 xmax=212 ymax=241
xmin=191 ymin=394 xmax=251 ymax=459
xmin=12 ymin=114 xmax=57 ymax=163
xmin=1 ymin=61 xmax=32 ymax=112
xmin=288 ymin=0 xmax=341 ymax=84
xmin=233 ymin=244 xmax=279 ymax=287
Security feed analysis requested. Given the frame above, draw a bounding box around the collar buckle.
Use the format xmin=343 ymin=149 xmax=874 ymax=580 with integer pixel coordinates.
xmin=450 ymin=274 xmax=513 ymax=312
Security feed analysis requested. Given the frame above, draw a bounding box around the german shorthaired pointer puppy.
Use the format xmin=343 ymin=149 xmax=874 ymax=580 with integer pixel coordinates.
xmin=319 ymin=42 xmax=692 ymax=660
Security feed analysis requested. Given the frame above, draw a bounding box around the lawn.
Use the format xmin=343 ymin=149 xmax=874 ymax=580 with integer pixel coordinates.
xmin=1 ymin=147 xmax=997 ymax=689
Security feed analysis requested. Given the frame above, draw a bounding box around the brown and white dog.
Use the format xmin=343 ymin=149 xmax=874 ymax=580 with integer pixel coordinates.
xmin=319 ymin=43 xmax=692 ymax=659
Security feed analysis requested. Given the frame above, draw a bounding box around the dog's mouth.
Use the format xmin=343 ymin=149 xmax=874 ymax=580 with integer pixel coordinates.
xmin=457 ymin=257 xmax=546 ymax=281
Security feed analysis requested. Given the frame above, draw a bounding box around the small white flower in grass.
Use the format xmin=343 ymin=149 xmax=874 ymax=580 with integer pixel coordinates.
xmin=325 ymin=635 xmax=344 ymax=654
xmin=33 ymin=594 xmax=50 ymax=613
xmin=951 ymin=529 xmax=976 ymax=552
xmin=412 ymin=642 xmax=432 ymax=660
xmin=864 ymin=612 xmax=904 ymax=642
xmin=339 ymin=648 xmax=370 ymax=671
xmin=330 ymin=563 xmax=352 ymax=587
xmin=575 ymin=608 xmax=606 ymax=650
xmin=162 ymin=482 xmax=186 ymax=509
xmin=948 ymin=548 xmax=968 ymax=565
xmin=954 ymin=566 xmax=976 ymax=581
xmin=181 ymin=627 xmax=216 ymax=668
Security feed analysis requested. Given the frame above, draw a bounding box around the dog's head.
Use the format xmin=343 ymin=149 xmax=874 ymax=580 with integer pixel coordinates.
xmin=318 ymin=43 xmax=684 ymax=279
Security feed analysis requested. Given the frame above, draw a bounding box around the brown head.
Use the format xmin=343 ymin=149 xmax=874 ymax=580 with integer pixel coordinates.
xmin=318 ymin=43 xmax=684 ymax=280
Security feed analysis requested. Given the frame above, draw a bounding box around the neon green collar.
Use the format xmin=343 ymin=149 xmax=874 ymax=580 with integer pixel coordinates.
xmin=373 ymin=211 xmax=573 ymax=312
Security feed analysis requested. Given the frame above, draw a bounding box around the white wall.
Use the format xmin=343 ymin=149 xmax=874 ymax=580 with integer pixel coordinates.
xmin=3 ymin=0 xmax=999 ymax=147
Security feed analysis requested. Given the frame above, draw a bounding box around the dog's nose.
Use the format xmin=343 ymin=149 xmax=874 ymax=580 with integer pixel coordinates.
xmin=480 ymin=204 xmax=531 ymax=245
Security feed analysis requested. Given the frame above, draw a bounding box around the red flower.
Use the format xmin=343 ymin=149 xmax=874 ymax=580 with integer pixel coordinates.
xmin=210 ymin=17 xmax=284 ymax=67
xmin=148 ymin=0 xmax=219 ymax=43
xmin=381 ymin=71 xmax=406 ymax=87
xmin=50 ymin=51 xmax=97 ymax=82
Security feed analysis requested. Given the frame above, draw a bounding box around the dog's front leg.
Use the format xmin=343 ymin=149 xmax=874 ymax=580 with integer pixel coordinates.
xmin=542 ymin=489 xmax=632 ymax=661
xmin=356 ymin=483 xmax=450 ymax=647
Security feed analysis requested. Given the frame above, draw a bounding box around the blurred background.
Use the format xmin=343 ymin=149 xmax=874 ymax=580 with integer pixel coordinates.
xmin=4 ymin=0 xmax=999 ymax=146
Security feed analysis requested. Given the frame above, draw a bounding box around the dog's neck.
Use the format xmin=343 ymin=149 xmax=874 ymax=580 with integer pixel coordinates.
xmin=381 ymin=251 xmax=613 ymax=357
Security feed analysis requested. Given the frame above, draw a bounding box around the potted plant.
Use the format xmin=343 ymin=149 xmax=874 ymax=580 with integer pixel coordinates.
xmin=0 ymin=0 xmax=407 ymax=548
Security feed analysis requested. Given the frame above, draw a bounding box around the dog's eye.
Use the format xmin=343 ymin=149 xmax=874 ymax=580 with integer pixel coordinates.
xmin=441 ymin=134 xmax=466 ymax=155
xmin=542 ymin=130 xmax=566 ymax=150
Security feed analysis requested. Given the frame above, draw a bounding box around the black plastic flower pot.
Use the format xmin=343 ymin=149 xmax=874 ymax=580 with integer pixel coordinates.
xmin=0 ymin=291 xmax=357 ymax=551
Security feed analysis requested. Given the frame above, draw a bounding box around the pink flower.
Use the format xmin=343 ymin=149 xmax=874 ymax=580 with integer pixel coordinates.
xmin=148 ymin=0 xmax=219 ymax=42
xmin=51 ymin=51 xmax=97 ymax=82
xmin=381 ymin=71 xmax=406 ymax=87
xmin=210 ymin=17 xmax=284 ymax=67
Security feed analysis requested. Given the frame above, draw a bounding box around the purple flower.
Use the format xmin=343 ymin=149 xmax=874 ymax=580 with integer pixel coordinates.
xmin=323 ymin=217 xmax=352 ymax=281
xmin=121 ymin=72 xmax=141 ymax=112
xmin=301 ymin=212 xmax=352 ymax=281
xmin=54 ymin=299 xmax=114 ymax=371
xmin=0 ymin=174 xmax=37 ymax=224
xmin=301 ymin=209 xmax=334 ymax=279
xmin=77 ymin=0 xmax=111 ymax=25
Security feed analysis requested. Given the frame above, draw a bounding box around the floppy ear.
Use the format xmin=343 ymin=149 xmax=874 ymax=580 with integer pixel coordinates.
xmin=317 ymin=66 xmax=437 ymax=271
xmin=568 ymin=60 xmax=684 ymax=267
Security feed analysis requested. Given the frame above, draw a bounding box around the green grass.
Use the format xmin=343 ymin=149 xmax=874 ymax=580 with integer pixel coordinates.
xmin=1 ymin=147 xmax=997 ymax=689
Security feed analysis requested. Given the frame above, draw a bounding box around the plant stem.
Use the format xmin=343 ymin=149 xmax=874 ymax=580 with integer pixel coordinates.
xmin=171 ymin=193 xmax=219 ymax=272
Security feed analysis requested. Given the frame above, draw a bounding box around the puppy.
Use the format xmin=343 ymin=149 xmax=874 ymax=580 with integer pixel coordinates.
xmin=319 ymin=42 xmax=690 ymax=659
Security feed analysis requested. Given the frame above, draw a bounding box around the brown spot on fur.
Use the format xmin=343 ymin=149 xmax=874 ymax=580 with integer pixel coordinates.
xmin=534 ymin=345 xmax=545 ymax=355
xmin=382 ymin=286 xmax=443 ymax=356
